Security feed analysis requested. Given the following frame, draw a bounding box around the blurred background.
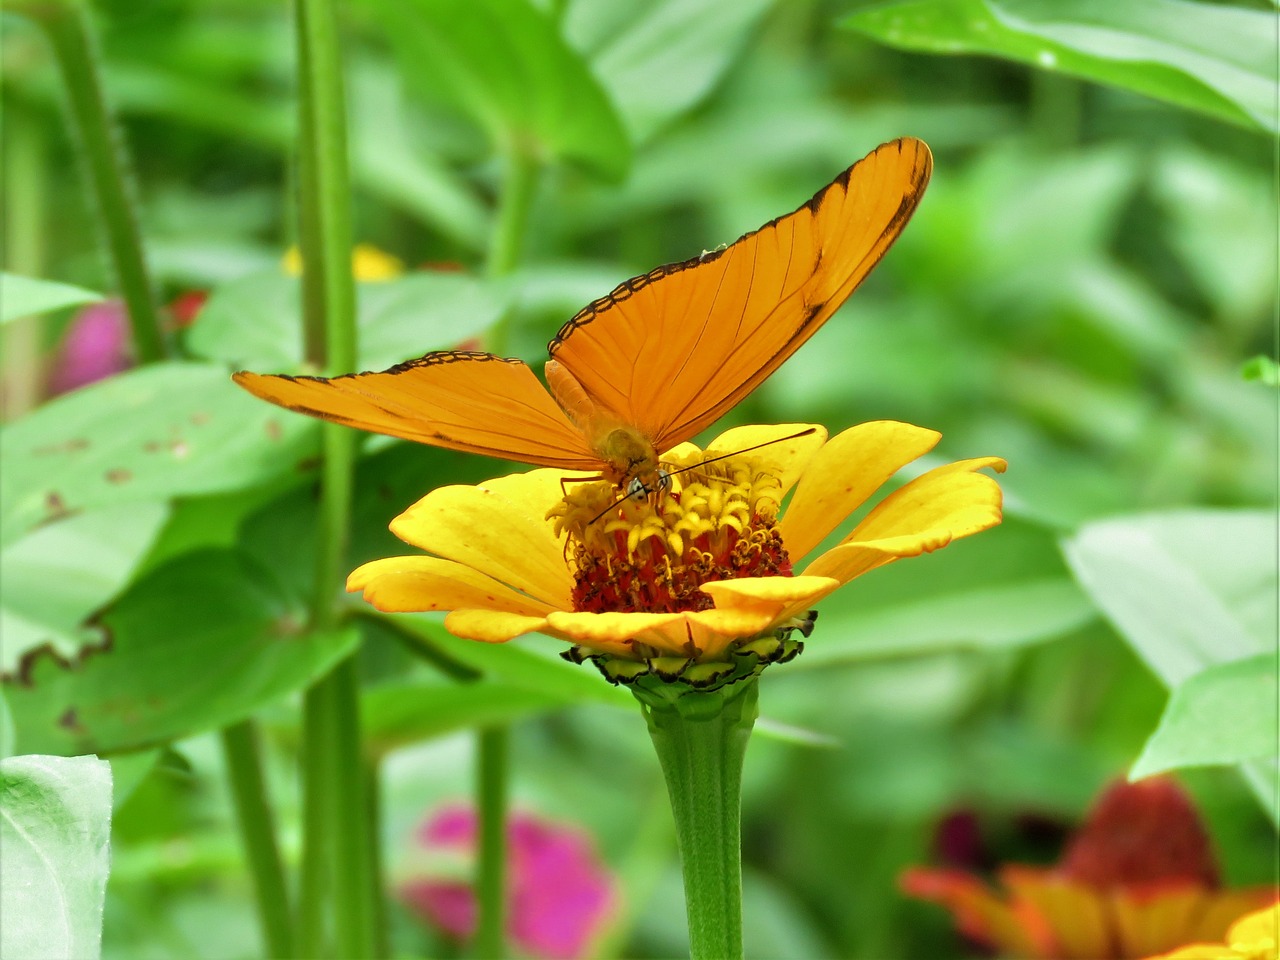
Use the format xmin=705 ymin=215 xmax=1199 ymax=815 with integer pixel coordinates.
xmin=1 ymin=0 xmax=1275 ymax=958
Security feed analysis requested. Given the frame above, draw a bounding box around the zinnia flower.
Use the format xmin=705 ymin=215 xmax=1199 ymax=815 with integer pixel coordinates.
xmin=901 ymin=778 xmax=1277 ymax=959
xmin=347 ymin=421 xmax=1005 ymax=682
xmin=1148 ymin=903 xmax=1280 ymax=959
xmin=399 ymin=804 xmax=617 ymax=959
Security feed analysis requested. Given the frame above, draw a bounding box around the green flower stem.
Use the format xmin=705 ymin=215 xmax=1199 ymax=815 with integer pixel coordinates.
xmin=483 ymin=142 xmax=540 ymax=354
xmin=474 ymin=726 xmax=509 ymax=960
xmin=3 ymin=103 xmax=47 ymax=417
xmin=637 ymin=679 xmax=759 ymax=960
xmin=220 ymin=720 xmax=295 ymax=960
xmin=292 ymin=0 xmax=377 ymax=956
xmin=18 ymin=0 xmax=165 ymax=363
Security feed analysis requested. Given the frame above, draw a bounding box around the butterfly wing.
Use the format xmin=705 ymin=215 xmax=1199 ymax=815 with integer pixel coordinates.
xmin=547 ymin=137 xmax=932 ymax=452
xmin=233 ymin=351 xmax=601 ymax=469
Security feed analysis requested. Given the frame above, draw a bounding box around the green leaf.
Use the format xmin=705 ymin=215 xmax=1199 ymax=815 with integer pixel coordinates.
xmin=1132 ymin=653 xmax=1278 ymax=779
xmin=4 ymin=550 xmax=359 ymax=755
xmin=1062 ymin=510 xmax=1274 ymax=684
xmin=564 ymin=0 xmax=774 ymax=143
xmin=844 ymin=0 xmax=1276 ymax=133
xmin=363 ymin=678 xmax=575 ymax=755
xmin=0 ymin=273 xmax=104 ymax=324
xmin=1242 ymin=355 xmax=1280 ymax=386
xmin=795 ymin=517 xmax=1095 ymax=667
xmin=1 ymin=502 xmax=170 ymax=677
xmin=187 ymin=270 xmax=507 ymax=372
xmin=0 ymin=362 xmax=319 ymax=547
xmin=366 ymin=0 xmax=631 ymax=179
xmin=0 ymin=754 xmax=112 ymax=960
xmin=1063 ymin=510 xmax=1276 ymax=818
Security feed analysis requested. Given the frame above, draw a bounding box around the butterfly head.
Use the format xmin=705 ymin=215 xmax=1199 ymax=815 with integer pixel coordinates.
xmin=596 ymin=426 xmax=661 ymax=491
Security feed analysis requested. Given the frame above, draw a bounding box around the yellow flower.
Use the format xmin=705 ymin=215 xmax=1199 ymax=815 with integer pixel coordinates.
xmin=348 ymin=421 xmax=1005 ymax=678
xmin=281 ymin=243 xmax=405 ymax=281
xmin=1150 ymin=903 xmax=1280 ymax=959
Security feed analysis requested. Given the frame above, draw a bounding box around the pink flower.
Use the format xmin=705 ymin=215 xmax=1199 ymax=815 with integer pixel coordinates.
xmin=48 ymin=300 xmax=132 ymax=394
xmin=399 ymin=804 xmax=617 ymax=959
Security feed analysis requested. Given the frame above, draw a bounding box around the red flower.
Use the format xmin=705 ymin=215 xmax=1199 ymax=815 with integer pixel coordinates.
xmin=902 ymin=778 xmax=1276 ymax=959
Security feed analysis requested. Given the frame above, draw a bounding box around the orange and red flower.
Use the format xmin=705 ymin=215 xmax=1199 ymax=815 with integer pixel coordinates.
xmin=902 ymin=778 xmax=1276 ymax=959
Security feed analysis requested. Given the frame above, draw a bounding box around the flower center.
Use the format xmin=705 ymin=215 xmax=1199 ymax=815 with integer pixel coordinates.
xmin=549 ymin=454 xmax=793 ymax=616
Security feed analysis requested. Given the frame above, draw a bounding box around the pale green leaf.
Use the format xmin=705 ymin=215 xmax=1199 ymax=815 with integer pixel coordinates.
xmin=1 ymin=274 xmax=103 ymax=324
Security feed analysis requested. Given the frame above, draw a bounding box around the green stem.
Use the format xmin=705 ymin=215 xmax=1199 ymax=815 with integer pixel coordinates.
xmin=2 ymin=102 xmax=48 ymax=418
xmin=483 ymin=143 xmax=540 ymax=355
xmin=292 ymin=0 xmax=376 ymax=955
xmin=474 ymin=727 xmax=509 ymax=960
xmin=220 ymin=720 xmax=295 ymax=960
xmin=638 ymin=680 xmax=758 ymax=960
xmin=19 ymin=0 xmax=165 ymax=363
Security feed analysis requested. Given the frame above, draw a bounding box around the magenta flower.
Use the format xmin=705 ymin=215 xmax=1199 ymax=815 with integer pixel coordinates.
xmin=399 ymin=804 xmax=617 ymax=959
xmin=48 ymin=299 xmax=132 ymax=394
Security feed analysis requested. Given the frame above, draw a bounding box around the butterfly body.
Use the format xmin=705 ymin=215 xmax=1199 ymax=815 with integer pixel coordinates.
xmin=233 ymin=138 xmax=933 ymax=489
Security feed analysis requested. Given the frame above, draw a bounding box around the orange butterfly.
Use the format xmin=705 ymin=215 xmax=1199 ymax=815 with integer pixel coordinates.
xmin=234 ymin=138 xmax=932 ymax=496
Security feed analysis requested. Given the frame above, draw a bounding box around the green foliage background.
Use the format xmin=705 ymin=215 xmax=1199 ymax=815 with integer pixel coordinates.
xmin=1 ymin=0 xmax=1275 ymax=957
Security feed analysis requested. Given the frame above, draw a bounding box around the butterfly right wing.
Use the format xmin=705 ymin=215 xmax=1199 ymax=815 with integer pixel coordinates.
xmin=233 ymin=351 xmax=603 ymax=470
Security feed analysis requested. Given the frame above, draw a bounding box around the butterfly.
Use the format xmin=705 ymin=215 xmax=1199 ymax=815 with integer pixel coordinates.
xmin=234 ymin=137 xmax=932 ymax=497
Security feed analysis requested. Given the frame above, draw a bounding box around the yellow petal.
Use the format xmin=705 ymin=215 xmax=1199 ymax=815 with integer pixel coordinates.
xmin=390 ymin=482 xmax=574 ymax=607
xmin=1111 ymin=885 xmax=1209 ymax=959
xmin=703 ymin=423 xmax=827 ymax=497
xmin=802 ymin=457 xmax=1005 ymax=583
xmin=701 ymin=575 xmax=841 ymax=624
xmin=545 ymin=610 xmax=690 ymax=656
xmin=1001 ymin=868 xmax=1111 ymax=960
xmin=347 ymin=556 xmax=553 ymax=617
xmin=779 ymin=421 xmax=941 ymax=561
xmin=1148 ymin=946 xmax=1244 ymax=960
xmin=1228 ymin=902 xmax=1280 ymax=944
xmin=445 ymin=609 xmax=550 ymax=644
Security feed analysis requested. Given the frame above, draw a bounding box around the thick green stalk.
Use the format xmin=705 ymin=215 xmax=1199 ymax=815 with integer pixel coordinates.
xmin=483 ymin=143 xmax=540 ymax=355
xmin=19 ymin=0 xmax=165 ymax=363
xmin=2 ymin=103 xmax=47 ymax=418
xmin=221 ymin=720 xmax=295 ymax=960
xmin=292 ymin=0 xmax=376 ymax=956
xmin=474 ymin=727 xmax=509 ymax=960
xmin=639 ymin=681 xmax=758 ymax=960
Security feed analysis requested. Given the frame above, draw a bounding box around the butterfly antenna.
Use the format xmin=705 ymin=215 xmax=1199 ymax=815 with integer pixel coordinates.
xmin=584 ymin=428 xmax=818 ymax=526
xmin=662 ymin=427 xmax=818 ymax=480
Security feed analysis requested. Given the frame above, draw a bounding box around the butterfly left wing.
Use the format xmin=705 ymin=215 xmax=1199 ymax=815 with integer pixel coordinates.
xmin=546 ymin=137 xmax=932 ymax=452
xmin=233 ymin=351 xmax=601 ymax=469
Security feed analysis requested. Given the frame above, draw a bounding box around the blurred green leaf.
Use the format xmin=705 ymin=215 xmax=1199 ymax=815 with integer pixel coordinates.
xmin=1151 ymin=148 xmax=1276 ymax=327
xmin=844 ymin=0 xmax=1276 ymax=132
xmin=363 ymin=679 xmax=575 ymax=755
xmin=0 ymin=693 xmax=12 ymax=760
xmin=563 ymin=0 xmax=774 ymax=143
xmin=365 ymin=0 xmax=631 ymax=179
xmin=5 ymin=550 xmax=358 ymax=755
xmin=1132 ymin=652 xmax=1278 ymax=779
xmin=0 ymin=503 xmax=170 ymax=678
xmin=1 ymin=273 xmax=103 ymax=323
xmin=1064 ymin=510 xmax=1276 ymax=819
xmin=107 ymin=750 xmax=160 ymax=810
xmin=1242 ymin=355 xmax=1280 ymax=386
xmin=796 ymin=517 xmax=1095 ymax=667
xmin=0 ymin=754 xmax=112 ymax=960
xmin=0 ymin=363 xmax=319 ymax=547
xmin=188 ymin=270 xmax=506 ymax=372
xmin=1063 ymin=510 xmax=1274 ymax=684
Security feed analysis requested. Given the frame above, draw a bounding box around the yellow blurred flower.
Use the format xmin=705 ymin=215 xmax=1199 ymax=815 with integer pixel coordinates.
xmin=348 ymin=421 xmax=1005 ymax=680
xmin=903 ymin=778 xmax=1277 ymax=959
xmin=281 ymin=243 xmax=405 ymax=281
xmin=1148 ymin=903 xmax=1280 ymax=959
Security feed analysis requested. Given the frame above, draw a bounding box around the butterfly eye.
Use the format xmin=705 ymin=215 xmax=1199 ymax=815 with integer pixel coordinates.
xmin=625 ymin=470 xmax=671 ymax=502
